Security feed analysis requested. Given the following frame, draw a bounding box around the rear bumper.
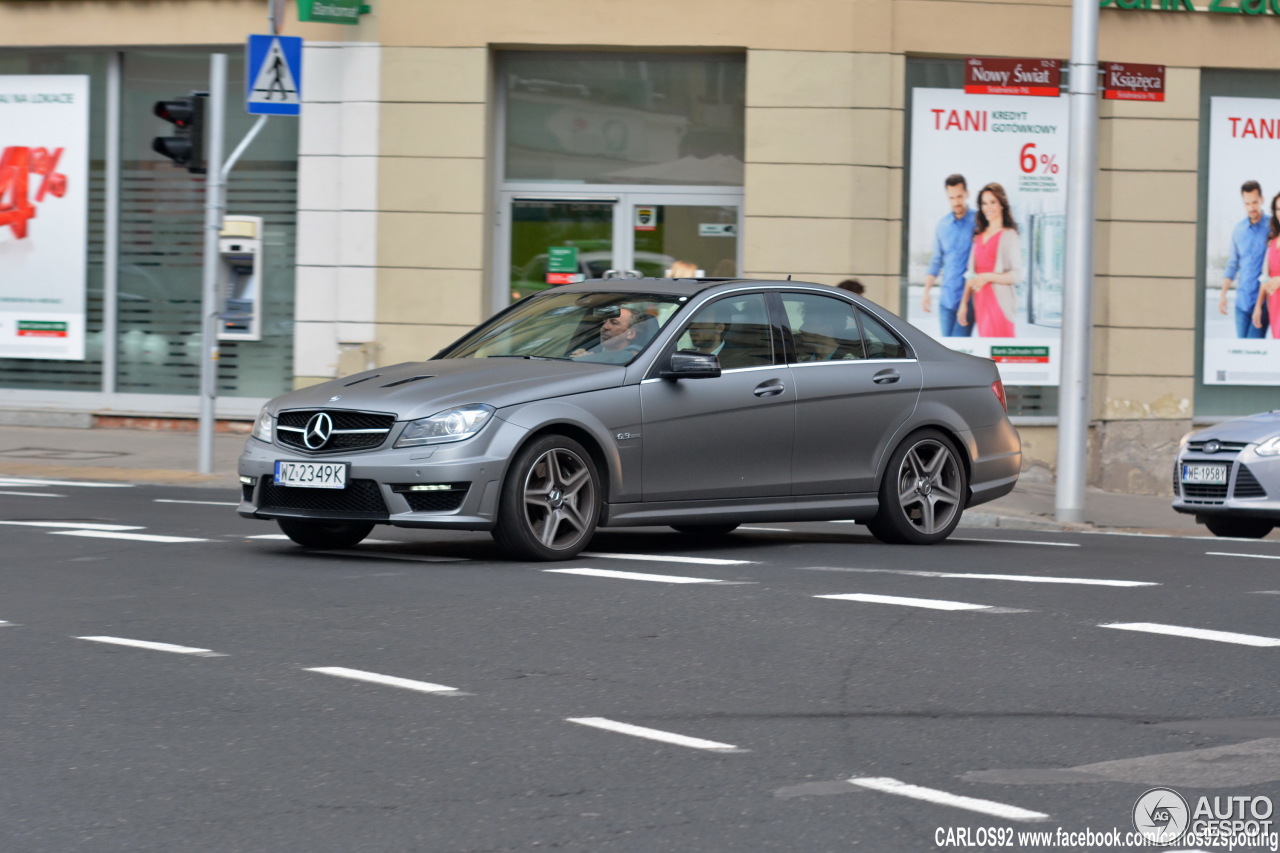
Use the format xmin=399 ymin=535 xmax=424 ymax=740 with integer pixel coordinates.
xmin=965 ymin=419 xmax=1021 ymax=508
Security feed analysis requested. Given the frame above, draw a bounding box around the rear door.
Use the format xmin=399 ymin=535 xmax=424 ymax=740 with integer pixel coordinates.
xmin=780 ymin=292 xmax=923 ymax=495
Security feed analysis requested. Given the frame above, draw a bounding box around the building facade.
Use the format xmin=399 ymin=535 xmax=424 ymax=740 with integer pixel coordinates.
xmin=3 ymin=0 xmax=1280 ymax=493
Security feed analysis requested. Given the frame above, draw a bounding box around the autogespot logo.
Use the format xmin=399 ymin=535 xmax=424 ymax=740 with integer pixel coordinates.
xmin=1134 ymin=787 xmax=1190 ymax=843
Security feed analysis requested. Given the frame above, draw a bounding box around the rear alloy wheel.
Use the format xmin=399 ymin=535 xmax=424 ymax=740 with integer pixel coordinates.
xmin=493 ymin=435 xmax=601 ymax=561
xmin=276 ymin=517 xmax=374 ymax=549
xmin=1203 ymin=517 xmax=1274 ymax=539
xmin=670 ymin=523 xmax=739 ymax=536
xmin=867 ymin=429 xmax=967 ymax=545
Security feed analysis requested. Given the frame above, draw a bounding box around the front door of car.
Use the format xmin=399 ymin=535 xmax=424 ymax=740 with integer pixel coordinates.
xmin=638 ymin=293 xmax=794 ymax=501
xmin=781 ymin=292 xmax=924 ymax=495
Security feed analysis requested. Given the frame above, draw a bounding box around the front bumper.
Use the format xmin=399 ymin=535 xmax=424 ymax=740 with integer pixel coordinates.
xmin=237 ymin=420 xmax=528 ymax=531
xmin=1171 ymin=449 xmax=1280 ymax=521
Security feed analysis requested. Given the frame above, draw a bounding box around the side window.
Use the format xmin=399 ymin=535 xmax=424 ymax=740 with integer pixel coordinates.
xmin=677 ymin=294 xmax=773 ymax=369
xmin=857 ymin=310 xmax=909 ymax=359
xmin=781 ymin=293 xmax=864 ymax=362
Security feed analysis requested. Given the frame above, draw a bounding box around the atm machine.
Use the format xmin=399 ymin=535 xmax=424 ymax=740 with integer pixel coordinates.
xmin=217 ymin=215 xmax=263 ymax=341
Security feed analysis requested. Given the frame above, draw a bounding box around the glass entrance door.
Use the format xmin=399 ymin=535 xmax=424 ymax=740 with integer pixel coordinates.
xmin=628 ymin=200 xmax=740 ymax=278
xmin=499 ymin=193 xmax=742 ymax=307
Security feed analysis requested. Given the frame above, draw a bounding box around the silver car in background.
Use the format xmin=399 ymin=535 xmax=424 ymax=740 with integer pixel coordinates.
xmin=1173 ymin=411 xmax=1280 ymax=538
xmin=238 ymin=278 xmax=1021 ymax=560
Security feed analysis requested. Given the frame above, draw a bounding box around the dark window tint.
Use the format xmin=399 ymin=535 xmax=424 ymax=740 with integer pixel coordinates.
xmin=857 ymin=311 xmax=909 ymax=359
xmin=780 ymin=293 xmax=864 ymax=362
xmin=678 ymin=294 xmax=773 ymax=369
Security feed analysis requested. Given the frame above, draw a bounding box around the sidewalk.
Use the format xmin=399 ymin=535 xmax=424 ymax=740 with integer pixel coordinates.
xmin=0 ymin=423 xmax=1207 ymax=536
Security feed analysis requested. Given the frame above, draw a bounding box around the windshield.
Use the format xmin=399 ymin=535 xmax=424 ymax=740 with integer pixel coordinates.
xmin=438 ymin=290 xmax=688 ymax=365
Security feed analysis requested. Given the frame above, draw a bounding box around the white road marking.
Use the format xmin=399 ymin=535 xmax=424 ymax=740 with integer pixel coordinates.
xmin=582 ymin=551 xmax=752 ymax=566
xmin=244 ymin=534 xmax=401 ymax=545
xmin=1102 ymin=622 xmax=1280 ymax=648
xmin=305 ymin=667 xmax=462 ymax=694
xmin=0 ymin=477 xmax=132 ymax=488
xmin=804 ymin=567 xmax=1155 ymax=588
xmin=847 ymin=777 xmax=1049 ymax=822
xmin=950 ymin=537 xmax=1079 ymax=548
xmin=318 ymin=550 xmax=467 ymax=562
xmin=546 ymin=567 xmax=725 ymax=584
xmin=0 ymin=490 xmax=63 ymax=497
xmin=740 ymin=526 xmax=792 ymax=532
xmin=54 ymin=530 xmax=209 ymax=543
xmin=1207 ymin=551 xmax=1280 ymax=561
xmin=76 ymin=636 xmax=225 ymax=656
xmin=816 ymin=593 xmax=996 ymax=611
xmin=0 ymin=520 xmax=142 ymax=531
xmin=154 ymin=499 xmax=239 ymax=507
xmin=567 ymin=717 xmax=742 ymax=752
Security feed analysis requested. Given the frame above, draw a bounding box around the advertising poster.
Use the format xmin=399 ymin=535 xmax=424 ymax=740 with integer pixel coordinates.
xmin=1204 ymin=96 xmax=1280 ymax=385
xmin=906 ymin=88 xmax=1069 ymax=385
xmin=0 ymin=75 xmax=90 ymax=361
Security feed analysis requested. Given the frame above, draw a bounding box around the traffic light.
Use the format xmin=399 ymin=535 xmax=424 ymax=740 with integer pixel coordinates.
xmin=152 ymin=94 xmax=206 ymax=174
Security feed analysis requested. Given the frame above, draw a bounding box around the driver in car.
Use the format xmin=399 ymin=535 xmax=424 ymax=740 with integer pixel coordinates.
xmin=571 ymin=306 xmax=640 ymax=360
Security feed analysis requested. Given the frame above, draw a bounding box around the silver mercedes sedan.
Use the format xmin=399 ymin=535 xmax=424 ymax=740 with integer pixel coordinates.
xmin=1173 ymin=411 xmax=1280 ymax=538
xmin=238 ymin=278 xmax=1021 ymax=559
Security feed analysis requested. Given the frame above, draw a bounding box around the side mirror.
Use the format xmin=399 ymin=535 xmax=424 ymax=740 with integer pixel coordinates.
xmin=660 ymin=349 xmax=722 ymax=380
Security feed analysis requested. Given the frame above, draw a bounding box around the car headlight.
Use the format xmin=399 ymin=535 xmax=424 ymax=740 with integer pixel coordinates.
xmin=251 ymin=406 xmax=274 ymax=443
xmin=395 ymin=404 xmax=495 ymax=448
xmin=1257 ymin=435 xmax=1280 ymax=456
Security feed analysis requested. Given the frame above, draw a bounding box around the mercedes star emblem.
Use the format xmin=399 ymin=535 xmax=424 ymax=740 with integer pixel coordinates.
xmin=1203 ymin=440 xmax=1221 ymax=454
xmin=304 ymin=412 xmax=334 ymax=450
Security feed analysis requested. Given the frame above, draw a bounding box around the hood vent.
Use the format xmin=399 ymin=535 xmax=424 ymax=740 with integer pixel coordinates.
xmin=380 ymin=375 xmax=434 ymax=388
xmin=344 ymin=374 xmax=381 ymax=386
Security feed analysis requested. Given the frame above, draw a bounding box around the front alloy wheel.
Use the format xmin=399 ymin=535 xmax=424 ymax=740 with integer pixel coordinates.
xmin=867 ymin=429 xmax=967 ymax=545
xmin=493 ymin=435 xmax=601 ymax=560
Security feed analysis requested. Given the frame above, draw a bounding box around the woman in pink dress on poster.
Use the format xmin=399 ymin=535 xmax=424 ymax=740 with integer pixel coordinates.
xmin=956 ymin=182 xmax=1022 ymax=338
xmin=1251 ymin=191 xmax=1280 ymax=338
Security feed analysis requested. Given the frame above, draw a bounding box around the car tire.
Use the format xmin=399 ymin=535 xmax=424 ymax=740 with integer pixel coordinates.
xmin=670 ymin=523 xmax=739 ymax=536
xmin=276 ymin=517 xmax=375 ymax=549
xmin=1203 ymin=517 xmax=1274 ymax=539
xmin=867 ymin=429 xmax=968 ymax=545
xmin=492 ymin=434 xmax=601 ymax=561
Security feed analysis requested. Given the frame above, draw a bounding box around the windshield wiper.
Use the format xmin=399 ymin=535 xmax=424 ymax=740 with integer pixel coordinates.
xmin=485 ymin=354 xmax=573 ymax=361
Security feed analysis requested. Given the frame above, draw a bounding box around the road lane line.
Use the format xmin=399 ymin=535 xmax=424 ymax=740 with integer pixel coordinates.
xmin=567 ymin=717 xmax=742 ymax=752
xmin=816 ymin=593 xmax=995 ymax=611
xmin=803 ymin=567 xmax=1155 ymax=587
xmin=740 ymin=526 xmax=792 ymax=532
xmin=0 ymin=521 xmax=143 ymax=531
xmin=1207 ymin=551 xmax=1280 ymax=561
xmin=77 ymin=636 xmax=225 ymax=656
xmin=154 ymin=499 xmax=239 ymax=507
xmin=54 ymin=530 xmax=209 ymax=543
xmin=1101 ymin=622 xmax=1280 ymax=648
xmin=582 ymin=552 xmax=752 ymax=566
xmin=847 ymin=777 xmax=1049 ymax=822
xmin=546 ymin=567 xmax=726 ymax=584
xmin=950 ymin=537 xmax=1079 ymax=548
xmin=0 ymin=490 xmax=63 ymax=498
xmin=0 ymin=477 xmax=132 ymax=488
xmin=305 ymin=667 xmax=462 ymax=694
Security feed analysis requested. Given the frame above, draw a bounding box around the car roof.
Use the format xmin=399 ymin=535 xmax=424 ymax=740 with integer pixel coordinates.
xmin=554 ymin=276 xmax=797 ymax=298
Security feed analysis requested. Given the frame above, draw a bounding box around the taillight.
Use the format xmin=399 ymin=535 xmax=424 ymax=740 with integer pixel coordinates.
xmin=992 ymin=380 xmax=1007 ymax=412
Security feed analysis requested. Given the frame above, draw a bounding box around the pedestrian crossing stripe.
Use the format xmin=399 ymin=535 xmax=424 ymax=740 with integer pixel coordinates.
xmin=246 ymin=34 xmax=303 ymax=116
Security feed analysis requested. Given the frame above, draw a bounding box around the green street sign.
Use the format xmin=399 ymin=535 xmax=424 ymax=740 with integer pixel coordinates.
xmin=298 ymin=0 xmax=369 ymax=24
xmin=547 ymin=246 xmax=579 ymax=274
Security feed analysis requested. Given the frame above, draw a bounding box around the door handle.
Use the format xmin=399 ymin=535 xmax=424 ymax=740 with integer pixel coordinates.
xmin=872 ymin=369 xmax=900 ymax=385
xmin=753 ymin=379 xmax=785 ymax=397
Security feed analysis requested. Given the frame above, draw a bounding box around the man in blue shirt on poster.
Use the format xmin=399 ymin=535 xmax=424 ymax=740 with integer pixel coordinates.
xmin=1219 ymin=180 xmax=1269 ymax=338
xmin=921 ymin=174 xmax=978 ymax=337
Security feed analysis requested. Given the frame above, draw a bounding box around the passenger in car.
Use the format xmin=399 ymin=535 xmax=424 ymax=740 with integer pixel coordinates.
xmin=798 ymin=313 xmax=860 ymax=361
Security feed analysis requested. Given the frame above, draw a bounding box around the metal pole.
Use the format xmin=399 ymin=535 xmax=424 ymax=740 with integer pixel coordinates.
xmin=101 ymin=52 xmax=122 ymax=396
xmin=1055 ymin=0 xmax=1100 ymax=523
xmin=197 ymin=54 xmax=227 ymax=474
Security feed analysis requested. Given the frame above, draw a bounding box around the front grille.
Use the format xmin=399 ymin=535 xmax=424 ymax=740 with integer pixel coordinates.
xmin=275 ymin=409 xmax=395 ymax=454
xmin=257 ymin=477 xmax=389 ymax=518
xmin=1234 ymin=465 xmax=1267 ymax=499
xmin=1186 ymin=440 xmax=1248 ymax=454
xmin=1182 ymin=482 xmax=1228 ymax=504
xmin=398 ymin=485 xmax=469 ymax=513
xmin=1172 ymin=461 xmax=1180 ymax=497
xmin=242 ymin=482 xmax=254 ymax=502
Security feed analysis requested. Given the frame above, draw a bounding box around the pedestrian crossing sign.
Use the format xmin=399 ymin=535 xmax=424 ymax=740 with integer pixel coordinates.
xmin=246 ymin=34 xmax=303 ymax=116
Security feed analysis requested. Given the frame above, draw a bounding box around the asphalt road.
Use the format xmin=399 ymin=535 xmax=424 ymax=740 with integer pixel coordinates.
xmin=3 ymin=477 xmax=1279 ymax=852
